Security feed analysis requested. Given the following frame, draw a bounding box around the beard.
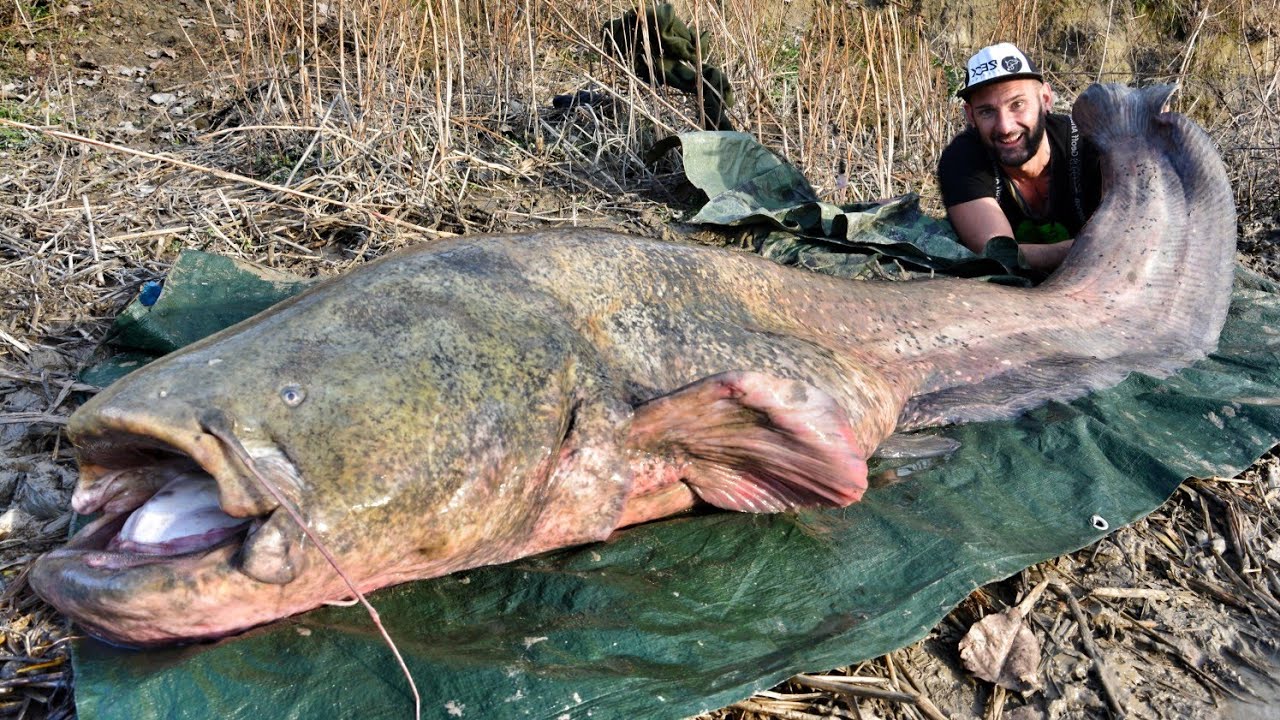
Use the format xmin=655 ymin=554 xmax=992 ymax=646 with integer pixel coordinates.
xmin=987 ymin=109 xmax=1047 ymax=168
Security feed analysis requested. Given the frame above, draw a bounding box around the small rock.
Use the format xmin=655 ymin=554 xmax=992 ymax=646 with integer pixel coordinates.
xmin=0 ymin=507 xmax=36 ymax=539
xmin=149 ymin=92 xmax=177 ymax=106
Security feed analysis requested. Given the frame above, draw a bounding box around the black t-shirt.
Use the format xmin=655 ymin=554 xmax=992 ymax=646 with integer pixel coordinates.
xmin=937 ymin=113 xmax=1103 ymax=244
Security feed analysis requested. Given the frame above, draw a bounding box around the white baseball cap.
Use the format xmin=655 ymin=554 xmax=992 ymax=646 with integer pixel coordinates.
xmin=958 ymin=43 xmax=1043 ymax=99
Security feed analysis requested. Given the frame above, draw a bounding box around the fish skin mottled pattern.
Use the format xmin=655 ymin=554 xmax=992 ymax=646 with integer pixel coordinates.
xmin=29 ymin=83 xmax=1237 ymax=645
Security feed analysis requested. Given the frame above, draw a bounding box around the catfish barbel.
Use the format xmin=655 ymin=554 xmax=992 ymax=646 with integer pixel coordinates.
xmin=32 ymin=84 xmax=1236 ymax=645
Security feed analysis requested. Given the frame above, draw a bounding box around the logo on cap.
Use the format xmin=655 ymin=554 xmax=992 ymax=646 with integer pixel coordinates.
xmin=958 ymin=43 xmax=1042 ymax=98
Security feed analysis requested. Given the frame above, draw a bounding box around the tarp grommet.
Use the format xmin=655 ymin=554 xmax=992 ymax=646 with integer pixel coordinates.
xmin=1090 ymin=514 xmax=1109 ymax=531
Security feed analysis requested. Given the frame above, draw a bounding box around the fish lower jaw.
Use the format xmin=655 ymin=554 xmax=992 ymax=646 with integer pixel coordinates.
xmin=29 ymin=527 xmax=337 ymax=647
xmin=48 ymin=509 xmax=253 ymax=573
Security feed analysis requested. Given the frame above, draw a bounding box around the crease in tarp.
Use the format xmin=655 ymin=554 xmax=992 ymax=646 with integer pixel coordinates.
xmin=68 ymin=252 xmax=1280 ymax=719
xmin=656 ymin=131 xmax=1056 ymax=283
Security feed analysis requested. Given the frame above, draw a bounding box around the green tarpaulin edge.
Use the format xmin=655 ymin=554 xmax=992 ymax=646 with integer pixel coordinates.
xmin=69 ymin=256 xmax=1280 ymax=720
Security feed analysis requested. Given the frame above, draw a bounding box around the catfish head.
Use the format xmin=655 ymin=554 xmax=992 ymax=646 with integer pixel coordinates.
xmin=30 ymin=252 xmax=633 ymax=646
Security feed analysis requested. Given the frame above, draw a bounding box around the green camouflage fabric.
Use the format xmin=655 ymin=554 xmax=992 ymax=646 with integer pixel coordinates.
xmin=603 ymin=4 xmax=734 ymax=130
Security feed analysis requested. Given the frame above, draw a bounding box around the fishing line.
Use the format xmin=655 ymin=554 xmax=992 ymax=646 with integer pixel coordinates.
xmin=199 ymin=410 xmax=422 ymax=720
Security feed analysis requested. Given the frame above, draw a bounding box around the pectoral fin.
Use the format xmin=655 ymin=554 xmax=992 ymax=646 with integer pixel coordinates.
xmin=626 ymin=371 xmax=868 ymax=513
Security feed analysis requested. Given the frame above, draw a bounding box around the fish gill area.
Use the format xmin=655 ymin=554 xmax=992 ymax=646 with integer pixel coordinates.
xmin=0 ymin=0 xmax=1278 ymax=718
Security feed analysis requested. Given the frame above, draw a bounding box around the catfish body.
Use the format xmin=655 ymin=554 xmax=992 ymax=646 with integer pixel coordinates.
xmin=31 ymin=84 xmax=1236 ymax=645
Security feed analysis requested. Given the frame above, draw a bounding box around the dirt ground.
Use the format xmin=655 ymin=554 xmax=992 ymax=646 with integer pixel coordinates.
xmin=1 ymin=1 xmax=1279 ymax=719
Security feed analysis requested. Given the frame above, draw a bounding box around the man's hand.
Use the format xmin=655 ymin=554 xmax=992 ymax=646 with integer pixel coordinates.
xmin=945 ymin=197 xmax=1073 ymax=273
xmin=1017 ymin=239 xmax=1073 ymax=272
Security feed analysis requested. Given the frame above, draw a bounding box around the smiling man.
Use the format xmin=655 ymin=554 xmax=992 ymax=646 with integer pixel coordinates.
xmin=938 ymin=43 xmax=1103 ymax=273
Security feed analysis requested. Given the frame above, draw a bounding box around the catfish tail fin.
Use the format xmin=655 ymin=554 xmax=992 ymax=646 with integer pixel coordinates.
xmin=902 ymin=83 xmax=1236 ymax=429
xmin=1072 ymin=84 xmax=1175 ymax=151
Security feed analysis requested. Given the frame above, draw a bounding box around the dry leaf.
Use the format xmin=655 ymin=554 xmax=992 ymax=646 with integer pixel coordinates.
xmin=958 ymin=579 xmax=1048 ymax=692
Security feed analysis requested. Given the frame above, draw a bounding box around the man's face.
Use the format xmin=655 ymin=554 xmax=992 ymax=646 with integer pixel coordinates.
xmin=964 ymin=79 xmax=1053 ymax=168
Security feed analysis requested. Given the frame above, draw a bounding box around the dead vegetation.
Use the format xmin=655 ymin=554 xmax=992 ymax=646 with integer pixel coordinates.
xmin=0 ymin=0 xmax=1278 ymax=718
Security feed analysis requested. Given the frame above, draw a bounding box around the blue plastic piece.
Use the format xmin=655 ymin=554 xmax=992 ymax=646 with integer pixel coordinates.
xmin=138 ymin=280 xmax=163 ymax=307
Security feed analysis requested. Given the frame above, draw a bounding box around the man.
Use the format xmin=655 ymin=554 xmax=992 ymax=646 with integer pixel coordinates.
xmin=938 ymin=43 xmax=1103 ymax=273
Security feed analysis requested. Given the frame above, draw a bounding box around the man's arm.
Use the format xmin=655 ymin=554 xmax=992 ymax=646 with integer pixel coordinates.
xmin=945 ymin=197 xmax=1073 ymax=272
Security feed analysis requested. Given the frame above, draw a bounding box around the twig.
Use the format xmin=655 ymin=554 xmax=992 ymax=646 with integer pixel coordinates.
xmin=1213 ymin=549 xmax=1280 ymax=619
xmin=892 ymin=655 xmax=951 ymax=720
xmin=81 ymin=195 xmax=103 ymax=285
xmin=0 ymin=413 xmax=68 ymax=426
xmin=1096 ymin=0 xmax=1116 ymax=84
xmin=284 ymin=100 xmax=338 ymax=188
xmin=800 ymin=674 xmax=890 ymax=686
xmin=984 ymin=685 xmax=1005 ymax=720
xmin=792 ymin=674 xmax=918 ymax=704
xmin=0 ymin=671 xmax=65 ymax=689
xmin=0 ymin=330 xmax=32 ymax=355
xmin=1091 ymin=587 xmax=1171 ymax=601
xmin=1052 ymin=582 xmax=1127 ymax=718
xmin=1177 ymin=9 xmax=1211 ymax=81
xmin=101 ymin=226 xmax=193 ymax=244
xmin=731 ymin=699 xmax=854 ymax=720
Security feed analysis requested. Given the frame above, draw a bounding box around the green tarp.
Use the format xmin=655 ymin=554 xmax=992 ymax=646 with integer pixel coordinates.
xmin=72 ymin=132 xmax=1280 ymax=717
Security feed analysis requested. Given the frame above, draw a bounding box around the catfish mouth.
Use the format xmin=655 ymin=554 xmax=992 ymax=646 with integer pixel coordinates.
xmin=63 ymin=464 xmax=255 ymax=572
xmin=53 ymin=420 xmax=291 ymax=574
xmin=30 ymin=415 xmax=331 ymax=645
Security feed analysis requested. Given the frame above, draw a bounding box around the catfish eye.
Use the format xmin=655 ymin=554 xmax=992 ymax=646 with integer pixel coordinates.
xmin=279 ymin=385 xmax=306 ymax=407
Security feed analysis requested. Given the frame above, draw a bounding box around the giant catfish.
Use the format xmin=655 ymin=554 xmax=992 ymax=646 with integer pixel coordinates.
xmin=32 ymin=84 xmax=1236 ymax=645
